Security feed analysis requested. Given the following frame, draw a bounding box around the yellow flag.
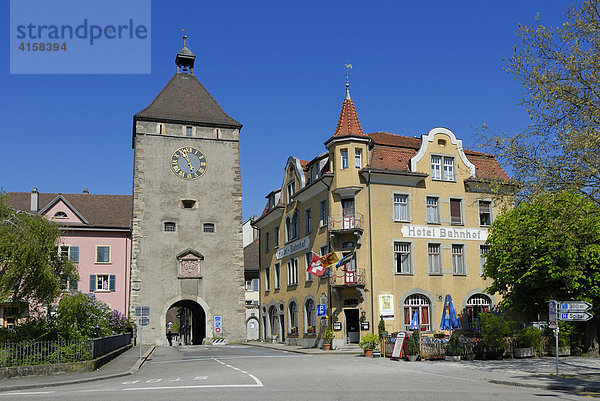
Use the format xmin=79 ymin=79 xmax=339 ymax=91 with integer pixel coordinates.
xmin=320 ymin=252 xmax=339 ymax=268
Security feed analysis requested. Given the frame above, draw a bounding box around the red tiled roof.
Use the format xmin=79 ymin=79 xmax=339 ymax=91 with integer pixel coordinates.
xmin=369 ymin=132 xmax=421 ymax=148
xmin=365 ymin=131 xmax=509 ymax=181
xmin=369 ymin=146 xmax=415 ymax=172
xmin=5 ymin=192 xmax=132 ymax=228
xmin=333 ymin=98 xmax=365 ymax=137
xmin=465 ymin=153 xmax=510 ymax=181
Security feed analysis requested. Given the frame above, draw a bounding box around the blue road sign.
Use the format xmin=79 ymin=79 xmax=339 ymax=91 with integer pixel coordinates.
xmin=317 ymin=304 xmax=326 ymax=316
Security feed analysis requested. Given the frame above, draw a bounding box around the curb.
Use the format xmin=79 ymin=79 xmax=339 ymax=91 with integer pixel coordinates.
xmin=245 ymin=342 xmax=362 ymax=355
xmin=490 ymin=379 xmax=600 ymax=394
xmin=0 ymin=345 xmax=156 ymax=393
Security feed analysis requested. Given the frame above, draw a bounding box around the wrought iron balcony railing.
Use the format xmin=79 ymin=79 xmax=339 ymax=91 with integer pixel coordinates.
xmin=328 ymin=213 xmax=364 ymax=233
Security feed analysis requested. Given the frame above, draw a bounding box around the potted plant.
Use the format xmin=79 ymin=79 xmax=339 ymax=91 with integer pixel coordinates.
xmin=445 ymin=332 xmax=461 ymax=361
xmin=290 ymin=326 xmax=298 ymax=335
xmin=405 ymin=330 xmax=420 ymax=361
xmin=323 ymin=328 xmax=333 ymax=350
xmin=358 ymin=333 xmax=380 ymax=357
xmin=514 ymin=326 xmax=541 ymax=358
xmin=378 ymin=316 xmax=387 ymax=337
xmin=307 ymin=325 xmax=315 ymax=334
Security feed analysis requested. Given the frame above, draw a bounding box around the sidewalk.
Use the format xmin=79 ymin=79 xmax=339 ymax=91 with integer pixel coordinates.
xmin=0 ymin=344 xmax=155 ymax=393
xmin=247 ymin=341 xmax=600 ymax=394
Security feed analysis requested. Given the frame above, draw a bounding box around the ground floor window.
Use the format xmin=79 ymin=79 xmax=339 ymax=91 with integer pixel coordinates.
xmin=403 ymin=294 xmax=430 ymax=331
xmin=466 ymin=294 xmax=491 ymax=330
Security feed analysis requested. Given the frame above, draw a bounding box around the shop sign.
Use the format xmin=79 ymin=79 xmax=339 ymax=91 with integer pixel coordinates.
xmin=401 ymin=224 xmax=488 ymax=241
xmin=379 ymin=294 xmax=394 ymax=320
xmin=276 ymin=237 xmax=310 ymax=259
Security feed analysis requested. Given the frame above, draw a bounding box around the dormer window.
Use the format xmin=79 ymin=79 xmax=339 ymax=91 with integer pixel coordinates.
xmin=268 ymin=195 xmax=276 ymax=210
xmin=287 ymin=180 xmax=296 ymax=202
xmin=431 ymin=155 xmax=454 ymax=181
xmin=53 ymin=211 xmax=68 ymax=219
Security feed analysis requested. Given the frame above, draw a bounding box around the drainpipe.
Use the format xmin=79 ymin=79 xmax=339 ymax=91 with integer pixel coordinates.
xmin=322 ymin=177 xmax=334 ymax=338
xmin=367 ymin=170 xmax=375 ymax=334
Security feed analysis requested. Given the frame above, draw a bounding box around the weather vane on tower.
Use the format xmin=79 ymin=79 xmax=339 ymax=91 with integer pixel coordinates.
xmin=344 ymin=63 xmax=352 ymax=99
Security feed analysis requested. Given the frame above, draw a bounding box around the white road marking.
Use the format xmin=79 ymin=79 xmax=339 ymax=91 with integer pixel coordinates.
xmin=123 ymin=383 xmax=262 ymax=391
xmin=194 ymin=376 xmax=208 ymax=380
xmin=0 ymin=392 xmax=54 ymax=396
xmin=170 ymin=378 xmax=183 ymax=382
xmin=122 ymin=380 xmax=140 ymax=384
xmin=146 ymin=379 xmax=162 ymax=383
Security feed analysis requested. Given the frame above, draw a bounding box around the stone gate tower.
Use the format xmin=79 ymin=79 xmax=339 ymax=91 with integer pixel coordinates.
xmin=130 ymin=36 xmax=245 ymax=345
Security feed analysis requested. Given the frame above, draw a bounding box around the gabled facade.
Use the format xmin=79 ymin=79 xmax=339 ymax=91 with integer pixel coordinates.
xmin=253 ymin=84 xmax=510 ymax=348
xmin=4 ymin=189 xmax=132 ymax=326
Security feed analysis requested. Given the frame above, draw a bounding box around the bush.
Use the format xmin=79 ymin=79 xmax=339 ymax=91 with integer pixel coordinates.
xmin=479 ymin=313 xmax=511 ymax=352
xmin=515 ymin=326 xmax=542 ymax=349
xmin=378 ymin=316 xmax=386 ymax=336
xmin=323 ymin=329 xmax=333 ymax=343
xmin=358 ymin=333 xmax=380 ymax=350
xmin=406 ymin=330 xmax=420 ymax=355
xmin=446 ymin=332 xmax=461 ymax=356
xmin=56 ymin=292 xmax=112 ymax=340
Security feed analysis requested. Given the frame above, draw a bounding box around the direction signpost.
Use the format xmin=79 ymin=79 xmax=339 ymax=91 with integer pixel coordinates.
xmin=551 ymin=300 xmax=594 ymax=375
xmin=135 ymin=306 xmax=150 ymax=359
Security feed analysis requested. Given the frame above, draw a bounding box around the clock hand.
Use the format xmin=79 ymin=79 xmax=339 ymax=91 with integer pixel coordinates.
xmin=181 ymin=151 xmax=194 ymax=172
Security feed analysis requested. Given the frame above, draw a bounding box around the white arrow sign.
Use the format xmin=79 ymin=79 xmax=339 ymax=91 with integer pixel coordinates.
xmin=559 ymin=301 xmax=592 ymax=312
xmin=559 ymin=311 xmax=593 ymax=321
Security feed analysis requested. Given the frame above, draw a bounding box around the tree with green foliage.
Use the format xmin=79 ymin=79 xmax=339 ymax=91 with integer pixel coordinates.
xmin=480 ymin=0 xmax=600 ymax=206
xmin=0 ymin=192 xmax=77 ymax=306
xmin=483 ymin=191 xmax=600 ymax=352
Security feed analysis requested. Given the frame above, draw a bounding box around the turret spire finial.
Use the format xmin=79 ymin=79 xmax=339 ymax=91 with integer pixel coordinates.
xmin=344 ymin=63 xmax=352 ymax=100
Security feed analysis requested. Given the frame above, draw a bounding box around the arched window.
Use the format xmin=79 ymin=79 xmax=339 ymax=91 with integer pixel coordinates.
xmin=403 ymin=294 xmax=431 ymax=331
xmin=268 ymin=306 xmax=278 ymax=338
xmin=288 ymin=301 xmax=298 ymax=332
xmin=53 ymin=211 xmax=68 ymax=219
xmin=305 ymin=299 xmax=316 ymax=332
xmin=466 ymin=294 xmax=491 ymax=330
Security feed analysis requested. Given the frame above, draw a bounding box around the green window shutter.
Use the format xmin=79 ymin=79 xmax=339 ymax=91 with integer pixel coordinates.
xmin=89 ymin=275 xmax=96 ymax=292
xmin=109 ymin=275 xmax=116 ymax=291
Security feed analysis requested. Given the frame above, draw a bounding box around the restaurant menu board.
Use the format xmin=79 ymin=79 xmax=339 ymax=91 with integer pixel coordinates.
xmin=390 ymin=332 xmax=407 ymax=360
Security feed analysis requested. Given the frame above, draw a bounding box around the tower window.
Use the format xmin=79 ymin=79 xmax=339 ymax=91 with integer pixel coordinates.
xmin=203 ymin=223 xmax=215 ymax=233
xmin=181 ymin=200 xmax=196 ymax=209
xmin=164 ymin=222 xmax=176 ymax=232
xmin=186 ymin=126 xmax=193 ymax=137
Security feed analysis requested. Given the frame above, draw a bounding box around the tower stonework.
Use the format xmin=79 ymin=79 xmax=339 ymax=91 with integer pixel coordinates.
xmin=130 ymin=39 xmax=245 ymax=345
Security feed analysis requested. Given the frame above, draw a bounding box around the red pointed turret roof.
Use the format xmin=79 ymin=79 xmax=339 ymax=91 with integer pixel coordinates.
xmin=333 ymin=96 xmax=365 ymax=137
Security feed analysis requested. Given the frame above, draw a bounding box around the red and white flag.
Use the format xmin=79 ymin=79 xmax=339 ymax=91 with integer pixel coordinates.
xmin=307 ymin=252 xmax=326 ymax=276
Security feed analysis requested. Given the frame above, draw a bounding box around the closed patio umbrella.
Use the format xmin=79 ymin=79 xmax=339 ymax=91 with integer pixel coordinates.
xmin=440 ymin=294 xmax=462 ymax=331
xmin=410 ymin=310 xmax=419 ymax=330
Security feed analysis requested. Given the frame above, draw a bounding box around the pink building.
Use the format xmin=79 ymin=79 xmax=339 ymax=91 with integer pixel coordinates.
xmin=4 ymin=189 xmax=132 ymax=324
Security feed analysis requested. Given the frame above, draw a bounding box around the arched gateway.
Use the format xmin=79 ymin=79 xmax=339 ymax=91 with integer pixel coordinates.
xmin=166 ymin=300 xmax=206 ymax=345
xmin=129 ymin=37 xmax=246 ymax=345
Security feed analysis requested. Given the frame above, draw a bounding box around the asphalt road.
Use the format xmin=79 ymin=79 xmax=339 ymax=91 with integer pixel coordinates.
xmin=0 ymin=345 xmax=586 ymax=400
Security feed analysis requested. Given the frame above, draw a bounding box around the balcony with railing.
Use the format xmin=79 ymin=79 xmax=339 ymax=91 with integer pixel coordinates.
xmin=329 ymin=268 xmax=365 ymax=287
xmin=328 ymin=213 xmax=364 ymax=233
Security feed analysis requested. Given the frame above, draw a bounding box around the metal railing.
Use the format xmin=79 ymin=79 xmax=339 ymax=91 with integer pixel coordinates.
xmin=329 ymin=268 xmax=365 ymax=287
xmin=0 ymin=339 xmax=91 ymax=367
xmin=328 ymin=213 xmax=364 ymax=232
xmin=0 ymin=332 xmax=132 ymax=367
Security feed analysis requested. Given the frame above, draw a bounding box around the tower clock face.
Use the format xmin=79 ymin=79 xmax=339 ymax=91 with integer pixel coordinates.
xmin=170 ymin=147 xmax=207 ymax=180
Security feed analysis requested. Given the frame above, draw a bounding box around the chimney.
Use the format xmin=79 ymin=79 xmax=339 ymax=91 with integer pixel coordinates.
xmin=83 ymin=188 xmax=89 ymax=194
xmin=30 ymin=188 xmax=39 ymax=213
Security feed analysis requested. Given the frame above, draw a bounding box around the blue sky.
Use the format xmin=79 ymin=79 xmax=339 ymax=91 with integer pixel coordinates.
xmin=1 ymin=1 xmax=572 ymax=220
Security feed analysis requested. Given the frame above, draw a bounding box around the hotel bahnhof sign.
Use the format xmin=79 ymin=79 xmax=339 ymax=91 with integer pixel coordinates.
xmin=276 ymin=236 xmax=310 ymax=260
xmin=401 ymin=224 xmax=488 ymax=241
